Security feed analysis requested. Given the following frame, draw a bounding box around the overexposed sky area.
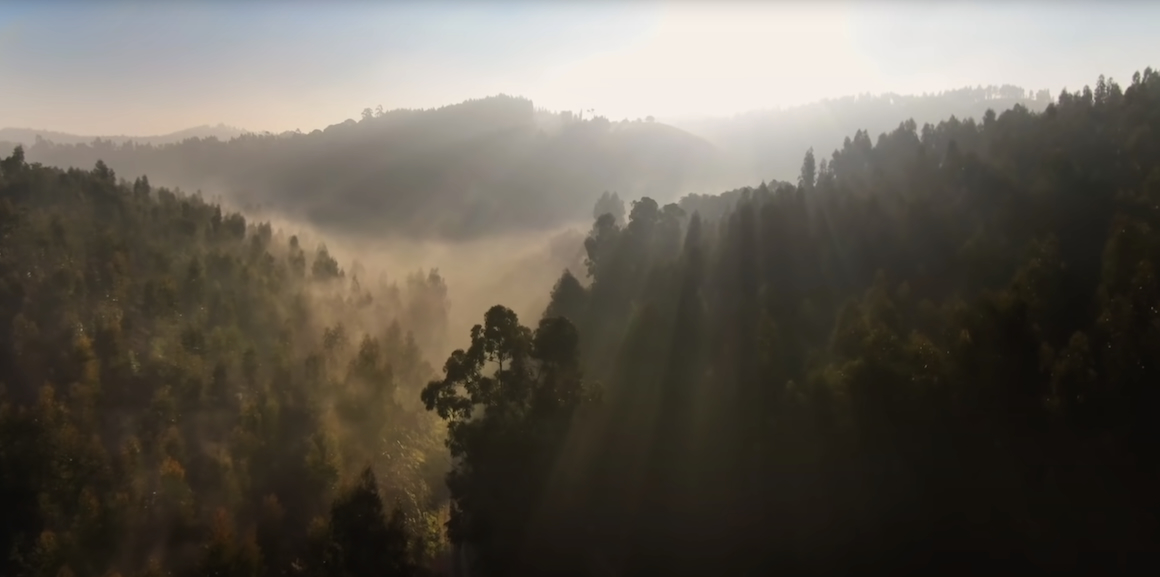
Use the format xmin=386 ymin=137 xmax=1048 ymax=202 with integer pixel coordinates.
xmin=2 ymin=0 xmax=1158 ymax=136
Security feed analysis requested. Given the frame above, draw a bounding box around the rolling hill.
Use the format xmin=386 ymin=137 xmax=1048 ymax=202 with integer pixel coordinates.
xmin=13 ymin=97 xmax=727 ymax=241
xmin=0 ymin=123 xmax=247 ymax=147
xmin=10 ymin=86 xmax=1051 ymax=243
xmin=670 ymin=84 xmax=1052 ymax=184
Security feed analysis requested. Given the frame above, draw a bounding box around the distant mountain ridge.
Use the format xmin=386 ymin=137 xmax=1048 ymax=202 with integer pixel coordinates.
xmin=6 ymin=86 xmax=1049 ymax=242
xmin=11 ymin=96 xmax=727 ymax=241
xmin=669 ymin=84 xmax=1051 ymax=184
xmin=0 ymin=123 xmax=247 ymax=147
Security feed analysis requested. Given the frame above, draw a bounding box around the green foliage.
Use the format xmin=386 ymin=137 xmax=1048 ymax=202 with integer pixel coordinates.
xmin=422 ymin=306 xmax=597 ymax=575
xmin=310 ymin=466 xmax=422 ymax=577
xmin=6 ymin=67 xmax=1160 ymax=576
xmin=431 ymin=68 xmax=1160 ymax=575
xmin=0 ymin=153 xmax=451 ymax=576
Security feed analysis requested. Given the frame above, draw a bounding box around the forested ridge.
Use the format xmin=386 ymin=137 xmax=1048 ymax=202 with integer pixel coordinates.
xmin=0 ymin=153 xmax=455 ymax=576
xmin=3 ymin=67 xmax=1160 ymax=577
xmin=674 ymin=83 xmax=1052 ymax=186
xmin=423 ymin=69 xmax=1160 ymax=574
xmin=8 ymin=97 xmax=723 ymax=242
xmin=0 ymin=125 xmax=245 ymax=149
xmin=8 ymin=86 xmax=1051 ymax=245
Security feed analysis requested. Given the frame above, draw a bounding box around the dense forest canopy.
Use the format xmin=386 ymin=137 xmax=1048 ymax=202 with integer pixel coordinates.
xmin=424 ymin=69 xmax=1160 ymax=575
xmin=0 ymin=154 xmax=456 ymax=576
xmin=3 ymin=66 xmax=1160 ymax=577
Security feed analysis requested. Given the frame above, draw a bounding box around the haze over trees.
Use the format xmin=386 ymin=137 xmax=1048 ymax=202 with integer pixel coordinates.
xmin=423 ymin=69 xmax=1160 ymax=574
xmin=9 ymin=97 xmax=723 ymax=242
xmin=2 ymin=66 xmax=1160 ymax=576
xmin=0 ymin=153 xmax=454 ymax=577
xmin=8 ymin=86 xmax=1050 ymax=244
xmin=670 ymin=84 xmax=1054 ymax=185
xmin=0 ymin=124 xmax=246 ymax=148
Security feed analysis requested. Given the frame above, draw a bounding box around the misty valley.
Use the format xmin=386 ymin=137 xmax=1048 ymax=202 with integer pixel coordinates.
xmin=3 ymin=66 xmax=1160 ymax=577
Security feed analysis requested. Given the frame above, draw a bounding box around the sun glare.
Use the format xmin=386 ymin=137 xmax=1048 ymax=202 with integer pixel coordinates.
xmin=536 ymin=3 xmax=878 ymax=120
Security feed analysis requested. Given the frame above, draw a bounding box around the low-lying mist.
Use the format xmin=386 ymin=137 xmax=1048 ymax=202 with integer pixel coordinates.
xmin=12 ymin=96 xmax=724 ymax=243
xmin=5 ymin=64 xmax=1160 ymax=577
xmin=258 ymin=209 xmax=590 ymax=360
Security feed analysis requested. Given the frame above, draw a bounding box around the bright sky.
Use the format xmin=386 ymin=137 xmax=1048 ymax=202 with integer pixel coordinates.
xmin=2 ymin=1 xmax=1157 ymax=135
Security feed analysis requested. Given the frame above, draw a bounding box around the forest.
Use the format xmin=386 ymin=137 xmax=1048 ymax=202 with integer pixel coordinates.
xmin=7 ymin=85 xmax=1048 ymax=244
xmin=0 ymin=153 xmax=456 ymax=576
xmin=4 ymin=97 xmax=722 ymax=242
xmin=673 ymin=84 xmax=1053 ymax=186
xmin=2 ymin=67 xmax=1160 ymax=576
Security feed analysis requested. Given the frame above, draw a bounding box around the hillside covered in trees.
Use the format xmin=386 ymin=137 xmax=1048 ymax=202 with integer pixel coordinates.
xmin=9 ymin=87 xmax=1051 ymax=245
xmin=422 ymin=70 xmax=1160 ymax=574
xmin=3 ymin=67 xmax=1160 ymax=577
xmin=11 ymin=97 xmax=724 ymax=242
xmin=671 ymin=84 xmax=1053 ymax=186
xmin=0 ymin=152 xmax=457 ymax=576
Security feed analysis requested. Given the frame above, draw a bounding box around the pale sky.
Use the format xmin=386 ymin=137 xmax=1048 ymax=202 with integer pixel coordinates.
xmin=2 ymin=1 xmax=1157 ymax=136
